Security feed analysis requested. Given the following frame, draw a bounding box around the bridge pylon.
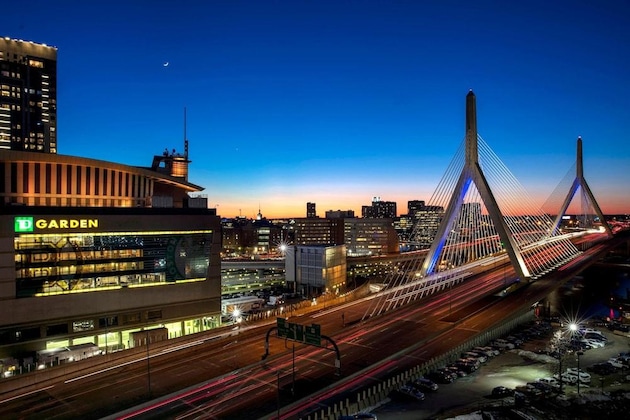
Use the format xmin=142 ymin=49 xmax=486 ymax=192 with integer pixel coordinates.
xmin=550 ymin=137 xmax=613 ymax=237
xmin=420 ymin=90 xmax=530 ymax=281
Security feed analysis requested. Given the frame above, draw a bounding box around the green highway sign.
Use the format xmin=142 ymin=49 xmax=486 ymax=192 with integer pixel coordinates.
xmin=292 ymin=323 xmax=304 ymax=341
xmin=305 ymin=324 xmax=321 ymax=346
xmin=277 ymin=318 xmax=321 ymax=346
xmin=277 ymin=317 xmax=289 ymax=338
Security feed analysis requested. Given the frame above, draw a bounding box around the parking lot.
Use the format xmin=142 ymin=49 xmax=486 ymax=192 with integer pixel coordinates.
xmin=371 ymin=320 xmax=630 ymax=419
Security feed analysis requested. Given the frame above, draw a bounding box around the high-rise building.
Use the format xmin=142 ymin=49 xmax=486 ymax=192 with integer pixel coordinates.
xmin=0 ymin=38 xmax=57 ymax=153
xmin=407 ymin=200 xmax=426 ymax=218
xmin=362 ymin=197 xmax=397 ymax=218
xmin=325 ymin=209 xmax=355 ymax=219
xmin=306 ymin=202 xmax=317 ymax=218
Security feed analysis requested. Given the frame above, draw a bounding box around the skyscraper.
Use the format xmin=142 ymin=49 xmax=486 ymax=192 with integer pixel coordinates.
xmin=0 ymin=37 xmax=57 ymax=153
xmin=306 ymin=201 xmax=317 ymax=218
xmin=362 ymin=196 xmax=397 ymax=218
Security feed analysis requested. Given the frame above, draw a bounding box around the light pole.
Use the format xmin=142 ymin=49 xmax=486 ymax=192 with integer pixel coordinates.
xmin=576 ymin=350 xmax=583 ymax=395
xmin=233 ymin=308 xmax=242 ymax=342
xmin=276 ymin=369 xmax=281 ymax=419
xmin=145 ymin=329 xmax=152 ymax=399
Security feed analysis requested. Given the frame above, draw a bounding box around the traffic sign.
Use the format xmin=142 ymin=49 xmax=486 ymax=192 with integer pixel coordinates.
xmin=277 ymin=318 xmax=289 ymax=338
xmin=305 ymin=324 xmax=321 ymax=346
xmin=277 ymin=318 xmax=321 ymax=346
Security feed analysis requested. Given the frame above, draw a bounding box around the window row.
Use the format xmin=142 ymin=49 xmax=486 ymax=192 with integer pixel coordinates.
xmin=0 ymin=161 xmax=153 ymax=198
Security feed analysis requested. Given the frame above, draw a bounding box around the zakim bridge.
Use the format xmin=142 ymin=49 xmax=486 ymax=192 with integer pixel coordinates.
xmin=363 ymin=90 xmax=614 ymax=319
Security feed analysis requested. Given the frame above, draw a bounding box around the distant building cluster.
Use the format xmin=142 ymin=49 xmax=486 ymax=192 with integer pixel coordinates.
xmin=220 ymin=197 xmax=451 ymax=259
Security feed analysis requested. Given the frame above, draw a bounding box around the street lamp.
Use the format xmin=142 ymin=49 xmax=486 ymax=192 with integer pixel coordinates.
xmin=145 ymin=329 xmax=152 ymax=399
xmin=232 ymin=308 xmax=242 ymax=341
xmin=576 ymin=350 xmax=584 ymax=395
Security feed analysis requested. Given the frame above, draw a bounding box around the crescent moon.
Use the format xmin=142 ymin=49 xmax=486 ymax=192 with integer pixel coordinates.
xmin=163 ymin=62 xmax=169 ymax=67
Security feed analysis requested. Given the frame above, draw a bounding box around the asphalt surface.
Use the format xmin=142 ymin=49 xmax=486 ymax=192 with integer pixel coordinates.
xmin=370 ymin=323 xmax=630 ymax=419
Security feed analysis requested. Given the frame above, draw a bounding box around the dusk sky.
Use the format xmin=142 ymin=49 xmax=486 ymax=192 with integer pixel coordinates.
xmin=5 ymin=1 xmax=629 ymax=218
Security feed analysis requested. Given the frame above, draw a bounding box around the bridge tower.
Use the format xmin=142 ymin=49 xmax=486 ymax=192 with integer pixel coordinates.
xmin=420 ymin=90 xmax=530 ymax=280
xmin=550 ymin=137 xmax=613 ymax=237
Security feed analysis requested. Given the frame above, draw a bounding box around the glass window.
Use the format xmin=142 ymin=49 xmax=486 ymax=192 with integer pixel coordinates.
xmin=72 ymin=320 xmax=95 ymax=332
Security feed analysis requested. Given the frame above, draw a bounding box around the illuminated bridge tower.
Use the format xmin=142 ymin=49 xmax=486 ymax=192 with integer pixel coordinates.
xmin=550 ymin=137 xmax=613 ymax=237
xmin=418 ymin=91 xmax=580 ymax=282
xmin=363 ymin=91 xmax=581 ymax=319
xmin=420 ymin=90 xmax=530 ymax=281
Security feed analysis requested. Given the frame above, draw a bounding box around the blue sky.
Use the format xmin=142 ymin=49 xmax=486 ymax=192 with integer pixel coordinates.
xmin=5 ymin=1 xmax=629 ymax=218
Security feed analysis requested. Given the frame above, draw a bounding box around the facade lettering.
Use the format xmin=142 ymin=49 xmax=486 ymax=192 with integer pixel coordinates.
xmin=33 ymin=219 xmax=99 ymax=230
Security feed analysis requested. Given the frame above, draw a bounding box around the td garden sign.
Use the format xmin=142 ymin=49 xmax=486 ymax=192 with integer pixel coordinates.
xmin=15 ymin=216 xmax=99 ymax=233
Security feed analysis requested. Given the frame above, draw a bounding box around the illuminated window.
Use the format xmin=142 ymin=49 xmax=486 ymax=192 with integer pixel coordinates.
xmin=28 ymin=59 xmax=43 ymax=68
xmin=72 ymin=320 xmax=95 ymax=332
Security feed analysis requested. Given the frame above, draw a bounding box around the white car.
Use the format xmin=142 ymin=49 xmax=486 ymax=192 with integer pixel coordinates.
xmin=566 ymin=368 xmax=591 ymax=383
xmin=537 ymin=377 xmax=560 ymax=388
xmin=493 ymin=339 xmax=515 ymax=350
xmin=553 ymin=372 xmax=578 ymax=384
xmin=585 ymin=339 xmax=605 ymax=348
xmin=608 ymin=358 xmax=624 ymax=369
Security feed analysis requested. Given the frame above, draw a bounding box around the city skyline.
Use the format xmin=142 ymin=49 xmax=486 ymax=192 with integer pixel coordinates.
xmin=4 ymin=1 xmax=630 ymax=218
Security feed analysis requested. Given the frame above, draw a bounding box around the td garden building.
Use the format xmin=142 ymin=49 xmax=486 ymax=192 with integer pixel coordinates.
xmin=0 ymin=148 xmax=221 ymax=359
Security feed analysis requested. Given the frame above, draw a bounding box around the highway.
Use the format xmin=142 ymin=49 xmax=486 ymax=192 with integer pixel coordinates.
xmin=0 ymin=233 xmax=624 ymax=420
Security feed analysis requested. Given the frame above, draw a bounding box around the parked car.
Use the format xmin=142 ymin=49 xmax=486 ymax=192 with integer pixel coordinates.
xmin=588 ymin=362 xmax=617 ymax=375
xmin=459 ymin=357 xmax=480 ymax=368
xmin=537 ymin=377 xmax=560 ymax=388
xmin=339 ymin=413 xmax=378 ymax=420
xmin=348 ymin=414 xmax=377 ymax=420
xmin=529 ymin=381 xmax=557 ymax=395
xmin=491 ymin=386 xmax=513 ymax=397
xmin=492 ymin=339 xmax=515 ymax=350
xmin=427 ymin=370 xmax=454 ymax=384
xmin=473 ymin=346 xmax=498 ymax=357
xmin=566 ymin=368 xmax=591 ymax=383
xmin=411 ymin=377 xmax=439 ymax=392
xmin=462 ymin=351 xmax=487 ymax=363
xmin=437 ymin=367 xmax=458 ymax=381
xmin=584 ymin=338 xmax=605 ymax=348
xmin=444 ymin=364 xmax=467 ymax=377
xmin=506 ymin=335 xmax=523 ymax=347
xmin=390 ymin=385 xmax=425 ymax=402
xmin=454 ymin=360 xmax=478 ymax=374
xmin=607 ymin=358 xmax=624 ymax=369
xmin=554 ymin=372 xmax=578 ymax=385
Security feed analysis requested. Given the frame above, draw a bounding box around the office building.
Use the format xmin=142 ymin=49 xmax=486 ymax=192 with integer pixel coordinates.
xmin=411 ymin=205 xmax=444 ymax=249
xmin=306 ymin=202 xmax=317 ymax=218
xmin=291 ymin=217 xmax=397 ymax=257
xmin=325 ymin=209 xmax=355 ymax=219
xmin=362 ymin=197 xmax=397 ymax=219
xmin=0 ymin=38 xmax=57 ymax=153
xmin=343 ymin=218 xmax=398 ymax=257
xmin=0 ymin=147 xmax=221 ymax=359
xmin=285 ymin=244 xmax=346 ymax=297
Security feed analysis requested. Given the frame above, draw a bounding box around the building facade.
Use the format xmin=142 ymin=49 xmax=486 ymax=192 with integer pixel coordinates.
xmin=306 ymin=202 xmax=316 ymax=218
xmin=0 ymin=149 xmax=221 ymax=360
xmin=285 ymin=244 xmax=346 ymax=297
xmin=325 ymin=209 xmax=355 ymax=218
xmin=0 ymin=38 xmax=57 ymax=154
xmin=362 ymin=197 xmax=397 ymax=219
xmin=343 ymin=218 xmax=399 ymax=257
